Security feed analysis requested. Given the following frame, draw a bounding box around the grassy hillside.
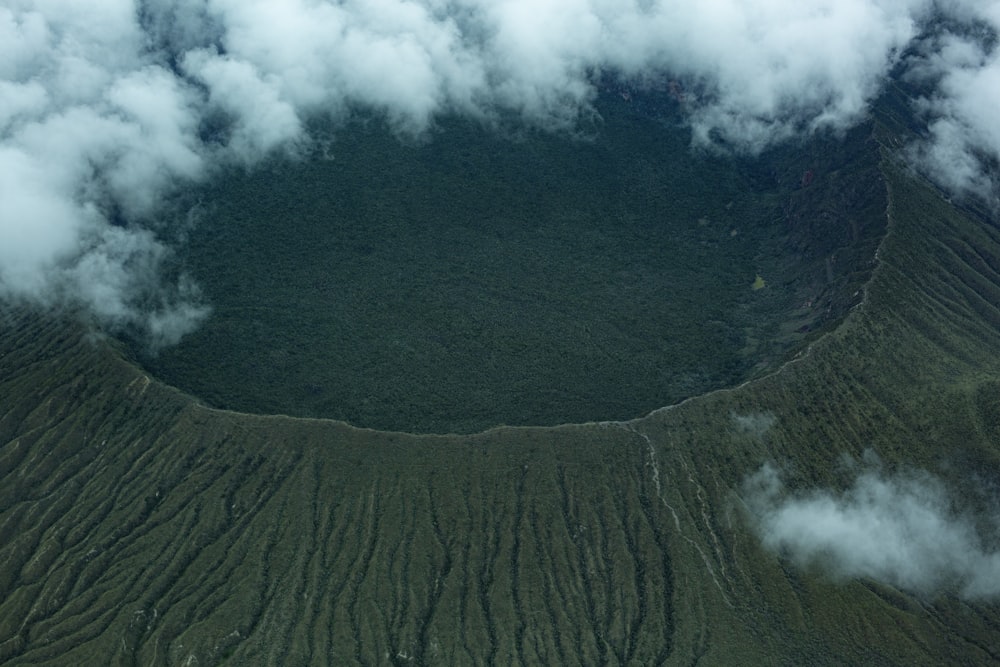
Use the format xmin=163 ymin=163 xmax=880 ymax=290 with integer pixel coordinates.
xmin=2 ymin=127 xmax=1000 ymax=663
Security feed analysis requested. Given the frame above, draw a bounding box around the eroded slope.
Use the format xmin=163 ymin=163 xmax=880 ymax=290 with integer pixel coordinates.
xmin=1 ymin=148 xmax=1000 ymax=664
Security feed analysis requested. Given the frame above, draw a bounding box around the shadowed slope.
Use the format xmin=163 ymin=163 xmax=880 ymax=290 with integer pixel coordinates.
xmin=2 ymin=140 xmax=1000 ymax=664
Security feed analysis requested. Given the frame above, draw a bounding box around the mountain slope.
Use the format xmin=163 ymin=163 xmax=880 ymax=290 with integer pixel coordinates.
xmin=2 ymin=136 xmax=1000 ymax=664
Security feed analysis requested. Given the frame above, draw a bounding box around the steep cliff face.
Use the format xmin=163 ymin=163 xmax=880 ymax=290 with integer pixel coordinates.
xmin=1 ymin=128 xmax=1000 ymax=665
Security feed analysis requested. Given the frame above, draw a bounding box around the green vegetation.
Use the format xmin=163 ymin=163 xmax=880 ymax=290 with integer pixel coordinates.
xmin=135 ymin=90 xmax=881 ymax=433
xmin=2 ymin=96 xmax=1000 ymax=664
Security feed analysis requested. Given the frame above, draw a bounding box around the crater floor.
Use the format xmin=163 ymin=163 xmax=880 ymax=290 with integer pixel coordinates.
xmin=136 ymin=91 xmax=882 ymax=433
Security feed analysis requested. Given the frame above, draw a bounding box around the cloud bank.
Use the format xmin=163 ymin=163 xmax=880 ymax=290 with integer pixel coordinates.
xmin=744 ymin=462 xmax=1000 ymax=599
xmin=2 ymin=1 xmax=1000 ymax=341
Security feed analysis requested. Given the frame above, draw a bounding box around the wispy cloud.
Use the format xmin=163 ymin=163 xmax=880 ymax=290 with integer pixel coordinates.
xmin=905 ymin=10 xmax=1000 ymax=205
xmin=744 ymin=461 xmax=1000 ymax=599
xmin=1 ymin=2 xmax=210 ymax=346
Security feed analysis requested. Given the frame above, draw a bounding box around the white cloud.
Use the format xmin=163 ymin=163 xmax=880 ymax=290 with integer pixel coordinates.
xmin=0 ymin=146 xmax=87 ymax=299
xmin=101 ymin=69 xmax=205 ymax=221
xmin=182 ymin=49 xmax=304 ymax=161
xmin=605 ymin=0 xmax=932 ymax=149
xmin=1 ymin=0 xmax=999 ymax=343
xmin=0 ymin=80 xmax=48 ymax=129
xmin=744 ymin=462 xmax=1000 ymax=599
xmin=0 ymin=3 xmax=209 ymax=345
xmin=907 ymin=15 xmax=1000 ymax=204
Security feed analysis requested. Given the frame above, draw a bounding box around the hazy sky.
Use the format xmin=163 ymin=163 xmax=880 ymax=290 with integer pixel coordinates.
xmin=3 ymin=1 xmax=999 ymax=343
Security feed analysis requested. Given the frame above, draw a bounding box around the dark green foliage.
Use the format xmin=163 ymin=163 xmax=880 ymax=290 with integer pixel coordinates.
xmin=136 ymin=91 xmax=879 ymax=433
